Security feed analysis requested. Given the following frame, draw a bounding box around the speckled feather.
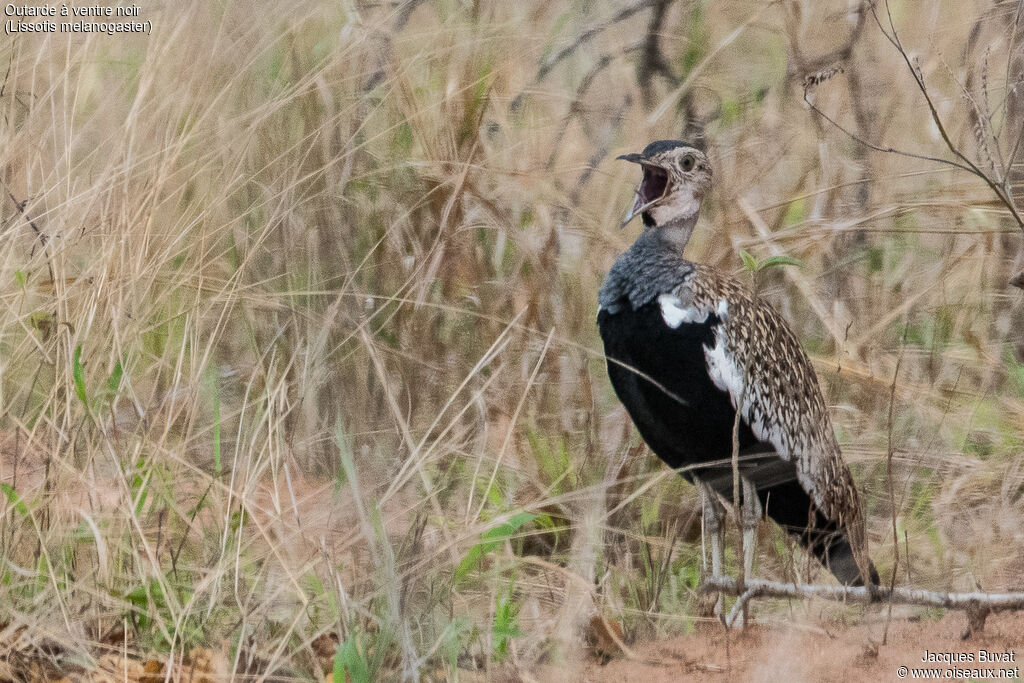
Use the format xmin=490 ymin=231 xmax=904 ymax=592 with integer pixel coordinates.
xmin=679 ymin=265 xmax=864 ymax=525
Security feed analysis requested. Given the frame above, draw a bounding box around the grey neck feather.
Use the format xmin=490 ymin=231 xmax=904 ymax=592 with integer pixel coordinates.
xmin=654 ymin=211 xmax=698 ymax=250
xmin=598 ymin=220 xmax=697 ymax=313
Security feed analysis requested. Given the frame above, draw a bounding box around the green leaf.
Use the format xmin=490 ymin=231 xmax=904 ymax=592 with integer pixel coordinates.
xmin=738 ymin=251 xmax=803 ymax=273
xmin=229 ymin=508 xmax=248 ymax=533
xmin=758 ymin=255 xmax=804 ymax=271
xmin=0 ymin=483 xmax=29 ymax=516
xmin=482 ymin=512 xmax=536 ymax=543
xmin=783 ymin=198 xmax=806 ymax=226
xmin=455 ymin=512 xmax=536 ymax=582
xmin=107 ymin=361 xmax=123 ymax=395
xmin=130 ymin=465 xmax=151 ymax=517
xmin=72 ymin=345 xmax=88 ymax=410
xmin=739 ymin=249 xmax=759 ymax=272
xmin=334 ymin=636 xmax=370 ymax=683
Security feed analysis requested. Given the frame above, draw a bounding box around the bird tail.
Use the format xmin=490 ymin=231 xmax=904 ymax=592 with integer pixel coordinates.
xmin=759 ymin=479 xmax=879 ymax=587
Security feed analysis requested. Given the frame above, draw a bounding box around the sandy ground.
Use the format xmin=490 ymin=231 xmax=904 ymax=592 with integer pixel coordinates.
xmin=544 ymin=611 xmax=1024 ymax=683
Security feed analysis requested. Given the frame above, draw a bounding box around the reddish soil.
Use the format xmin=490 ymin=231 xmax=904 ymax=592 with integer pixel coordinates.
xmin=556 ymin=611 xmax=1024 ymax=683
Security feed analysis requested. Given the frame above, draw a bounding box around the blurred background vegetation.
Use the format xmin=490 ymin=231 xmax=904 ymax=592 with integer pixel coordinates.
xmin=0 ymin=0 xmax=1022 ymax=678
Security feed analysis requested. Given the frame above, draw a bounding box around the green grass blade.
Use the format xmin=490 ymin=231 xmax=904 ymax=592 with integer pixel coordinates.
xmin=334 ymin=636 xmax=370 ymax=683
xmin=455 ymin=512 xmax=536 ymax=582
xmin=0 ymin=483 xmax=29 ymax=516
xmin=72 ymin=345 xmax=88 ymax=410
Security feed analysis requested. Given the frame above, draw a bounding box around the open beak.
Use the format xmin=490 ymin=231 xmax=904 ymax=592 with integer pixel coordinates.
xmin=617 ymin=154 xmax=671 ymax=227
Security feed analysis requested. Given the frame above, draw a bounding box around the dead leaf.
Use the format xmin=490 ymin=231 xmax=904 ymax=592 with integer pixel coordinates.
xmin=140 ymin=659 xmax=163 ymax=683
xmin=312 ymin=632 xmax=340 ymax=675
xmin=586 ymin=614 xmax=625 ymax=661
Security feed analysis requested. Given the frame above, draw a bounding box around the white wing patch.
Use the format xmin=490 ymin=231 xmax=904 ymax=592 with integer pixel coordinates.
xmin=658 ymin=293 xmax=709 ymax=327
xmin=703 ymin=328 xmax=793 ymax=462
xmin=658 ymin=293 xmax=731 ymax=329
xmin=704 ymin=335 xmax=744 ymax=402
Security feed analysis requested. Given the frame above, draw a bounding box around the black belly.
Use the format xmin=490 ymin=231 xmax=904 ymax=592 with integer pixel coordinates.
xmin=598 ymin=300 xmax=877 ymax=586
xmin=597 ymin=301 xmax=782 ymax=494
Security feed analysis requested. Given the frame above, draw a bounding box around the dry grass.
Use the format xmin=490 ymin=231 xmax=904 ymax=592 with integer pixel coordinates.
xmin=0 ymin=0 xmax=1022 ymax=679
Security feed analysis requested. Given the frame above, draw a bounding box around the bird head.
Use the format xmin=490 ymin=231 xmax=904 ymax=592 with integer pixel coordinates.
xmin=617 ymin=140 xmax=712 ymax=231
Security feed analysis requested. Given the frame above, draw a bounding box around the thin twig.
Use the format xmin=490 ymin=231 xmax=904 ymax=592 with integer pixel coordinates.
xmin=868 ymin=0 xmax=1024 ymax=229
xmin=0 ymin=180 xmax=55 ymax=283
xmin=802 ymin=78 xmax=976 ymax=176
xmin=535 ymin=0 xmax=657 ymax=83
xmin=2 ymin=186 xmax=48 ymax=246
xmin=545 ymin=44 xmax=643 ymax=171
xmin=882 ymin=334 xmax=904 ymax=644
xmin=648 ymin=5 xmax=775 ymax=124
xmin=804 ymin=0 xmax=1024 ymax=287
xmin=729 ymin=395 xmax=744 ymax=628
xmin=0 ymin=60 xmax=10 ymax=99
xmin=637 ymin=0 xmax=679 ymax=106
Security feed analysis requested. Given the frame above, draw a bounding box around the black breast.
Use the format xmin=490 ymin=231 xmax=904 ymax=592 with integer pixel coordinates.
xmin=598 ymin=295 xmax=876 ymax=586
xmin=597 ymin=301 xmax=762 ymax=486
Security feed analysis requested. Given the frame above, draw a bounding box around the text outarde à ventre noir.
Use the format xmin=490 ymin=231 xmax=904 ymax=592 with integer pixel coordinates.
xmin=4 ymin=3 xmax=148 ymax=35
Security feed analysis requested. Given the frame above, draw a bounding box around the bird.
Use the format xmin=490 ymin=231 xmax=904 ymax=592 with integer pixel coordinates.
xmin=597 ymin=139 xmax=878 ymax=593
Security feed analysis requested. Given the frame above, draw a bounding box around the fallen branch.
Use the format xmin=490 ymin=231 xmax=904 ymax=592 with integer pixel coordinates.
xmin=701 ymin=577 xmax=1024 ymax=638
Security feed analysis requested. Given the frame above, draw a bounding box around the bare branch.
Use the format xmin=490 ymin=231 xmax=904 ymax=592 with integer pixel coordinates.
xmin=0 ymin=186 xmax=46 ymax=246
xmin=803 ymin=1 xmax=1024 ymax=289
xmin=536 ymin=0 xmax=656 ymax=83
xmin=509 ymin=0 xmax=656 ymax=113
xmin=802 ymin=77 xmax=976 ymax=176
xmin=702 ymin=577 xmax=1024 ymax=638
xmin=866 ymin=1 xmax=1024 ymax=230
xmin=545 ymin=43 xmax=643 ymax=171
xmin=637 ymin=0 xmax=679 ymax=106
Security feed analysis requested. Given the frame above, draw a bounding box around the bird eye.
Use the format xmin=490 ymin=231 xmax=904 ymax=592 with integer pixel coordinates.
xmin=681 ymin=154 xmax=695 ymax=171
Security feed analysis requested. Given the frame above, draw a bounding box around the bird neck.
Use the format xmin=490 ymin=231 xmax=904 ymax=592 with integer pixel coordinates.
xmin=653 ymin=210 xmax=699 ymax=252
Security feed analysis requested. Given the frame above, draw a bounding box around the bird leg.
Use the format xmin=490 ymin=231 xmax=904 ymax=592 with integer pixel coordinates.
xmin=700 ymin=481 xmax=726 ymax=618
